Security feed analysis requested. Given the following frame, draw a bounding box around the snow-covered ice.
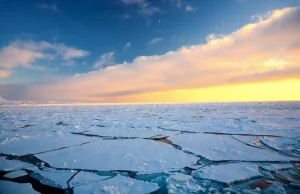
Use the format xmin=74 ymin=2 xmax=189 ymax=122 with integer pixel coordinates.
xmin=1 ymin=102 xmax=300 ymax=193
xmin=4 ymin=170 xmax=27 ymax=179
xmin=30 ymin=170 xmax=75 ymax=189
xmin=69 ymin=171 xmax=110 ymax=187
xmin=192 ymin=163 xmax=262 ymax=184
xmin=259 ymin=163 xmax=293 ymax=171
xmin=82 ymin=127 xmax=177 ymax=139
xmin=261 ymin=137 xmax=300 ymax=157
xmin=36 ymin=139 xmax=198 ymax=172
xmin=166 ymin=173 xmax=205 ymax=193
xmin=0 ymin=157 xmax=33 ymax=171
xmin=168 ymin=133 xmax=299 ymax=161
xmin=73 ymin=175 xmax=159 ymax=194
xmin=0 ymin=132 xmax=95 ymax=155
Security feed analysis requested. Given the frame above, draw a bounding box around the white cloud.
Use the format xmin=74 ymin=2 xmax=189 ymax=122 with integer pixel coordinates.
xmin=120 ymin=0 xmax=159 ymax=16
xmin=149 ymin=38 xmax=163 ymax=45
xmin=185 ymin=5 xmax=196 ymax=12
xmin=2 ymin=7 xmax=300 ymax=102
xmin=38 ymin=3 xmax=60 ymax=12
xmin=0 ymin=40 xmax=90 ymax=69
xmin=124 ymin=42 xmax=131 ymax=50
xmin=205 ymin=34 xmax=225 ymax=42
xmin=93 ymin=52 xmax=116 ymax=69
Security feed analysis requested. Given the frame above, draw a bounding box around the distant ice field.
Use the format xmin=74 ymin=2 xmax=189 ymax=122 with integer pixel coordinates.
xmin=1 ymin=102 xmax=300 ymax=193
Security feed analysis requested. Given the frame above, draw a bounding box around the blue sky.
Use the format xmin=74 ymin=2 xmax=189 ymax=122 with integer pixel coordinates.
xmin=0 ymin=0 xmax=300 ymax=102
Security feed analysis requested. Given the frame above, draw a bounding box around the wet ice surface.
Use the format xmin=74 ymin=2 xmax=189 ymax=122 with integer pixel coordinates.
xmin=0 ymin=102 xmax=300 ymax=193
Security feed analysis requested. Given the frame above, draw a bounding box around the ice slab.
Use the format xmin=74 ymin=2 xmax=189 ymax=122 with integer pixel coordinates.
xmin=259 ymin=163 xmax=293 ymax=172
xmin=262 ymin=183 xmax=286 ymax=194
xmin=261 ymin=137 xmax=300 ymax=157
xmin=0 ymin=180 xmax=38 ymax=194
xmin=82 ymin=127 xmax=176 ymax=138
xmin=4 ymin=170 xmax=27 ymax=179
xmin=0 ymin=132 xmax=95 ymax=155
xmin=192 ymin=163 xmax=262 ymax=184
xmin=166 ymin=173 xmax=205 ymax=194
xmin=233 ymin=135 xmax=263 ymax=148
xmin=36 ymin=139 xmax=198 ymax=173
xmin=0 ymin=157 xmax=33 ymax=171
xmin=69 ymin=171 xmax=110 ymax=187
xmin=73 ymin=175 xmax=159 ymax=194
xmin=168 ymin=134 xmax=299 ymax=161
xmin=30 ymin=170 xmax=75 ymax=189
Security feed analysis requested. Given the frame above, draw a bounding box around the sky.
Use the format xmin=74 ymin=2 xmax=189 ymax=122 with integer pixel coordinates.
xmin=0 ymin=0 xmax=300 ymax=103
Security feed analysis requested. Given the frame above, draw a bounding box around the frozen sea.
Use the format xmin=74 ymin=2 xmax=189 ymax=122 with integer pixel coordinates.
xmin=0 ymin=102 xmax=300 ymax=194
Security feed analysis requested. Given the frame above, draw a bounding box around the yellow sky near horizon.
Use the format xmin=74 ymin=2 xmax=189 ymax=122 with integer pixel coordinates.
xmin=118 ymin=79 xmax=300 ymax=103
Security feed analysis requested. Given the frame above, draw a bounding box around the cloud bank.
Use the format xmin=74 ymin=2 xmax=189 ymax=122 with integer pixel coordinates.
xmin=1 ymin=7 xmax=300 ymax=102
xmin=0 ymin=40 xmax=90 ymax=70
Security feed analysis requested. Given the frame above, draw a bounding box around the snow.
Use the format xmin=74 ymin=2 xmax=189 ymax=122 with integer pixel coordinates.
xmin=36 ymin=139 xmax=198 ymax=173
xmin=30 ymin=170 xmax=76 ymax=189
xmin=259 ymin=163 xmax=293 ymax=171
xmin=4 ymin=170 xmax=27 ymax=179
xmin=0 ymin=157 xmax=33 ymax=171
xmin=69 ymin=171 xmax=110 ymax=187
xmin=191 ymin=163 xmax=262 ymax=184
xmin=166 ymin=173 xmax=205 ymax=193
xmin=73 ymin=175 xmax=159 ymax=194
xmin=0 ymin=181 xmax=38 ymax=194
xmin=168 ymin=133 xmax=299 ymax=161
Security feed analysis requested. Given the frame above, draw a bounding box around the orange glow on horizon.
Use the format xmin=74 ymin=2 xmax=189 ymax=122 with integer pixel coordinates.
xmin=118 ymin=79 xmax=300 ymax=103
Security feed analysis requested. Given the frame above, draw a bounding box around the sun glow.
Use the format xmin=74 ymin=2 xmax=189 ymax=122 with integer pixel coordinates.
xmin=122 ymin=79 xmax=300 ymax=103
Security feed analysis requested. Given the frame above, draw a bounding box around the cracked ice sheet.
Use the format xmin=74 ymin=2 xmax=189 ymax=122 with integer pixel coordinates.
xmin=0 ymin=181 xmax=38 ymax=194
xmin=166 ymin=173 xmax=205 ymax=194
xmin=36 ymin=139 xmax=198 ymax=173
xmin=259 ymin=163 xmax=293 ymax=171
xmin=192 ymin=163 xmax=262 ymax=184
xmin=73 ymin=175 xmax=159 ymax=194
xmin=82 ymin=127 xmax=178 ymax=138
xmin=69 ymin=171 xmax=110 ymax=187
xmin=30 ymin=170 xmax=76 ymax=189
xmin=0 ymin=132 xmax=96 ymax=155
xmin=233 ymin=135 xmax=263 ymax=148
xmin=168 ymin=134 xmax=299 ymax=162
xmin=261 ymin=137 xmax=300 ymax=157
xmin=4 ymin=170 xmax=27 ymax=179
xmin=0 ymin=157 xmax=33 ymax=171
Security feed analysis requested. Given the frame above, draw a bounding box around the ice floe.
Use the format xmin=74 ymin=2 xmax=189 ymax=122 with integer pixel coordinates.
xmin=192 ymin=163 xmax=262 ymax=184
xmin=4 ymin=170 xmax=27 ymax=179
xmin=168 ymin=134 xmax=299 ymax=161
xmin=36 ymin=139 xmax=198 ymax=173
xmin=261 ymin=137 xmax=300 ymax=157
xmin=81 ymin=127 xmax=177 ymax=139
xmin=69 ymin=171 xmax=110 ymax=187
xmin=0 ymin=132 xmax=95 ymax=155
xmin=259 ymin=163 xmax=293 ymax=172
xmin=0 ymin=180 xmax=38 ymax=194
xmin=166 ymin=173 xmax=205 ymax=193
xmin=0 ymin=157 xmax=33 ymax=171
xmin=30 ymin=170 xmax=76 ymax=189
xmin=262 ymin=183 xmax=286 ymax=194
xmin=73 ymin=175 xmax=159 ymax=194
